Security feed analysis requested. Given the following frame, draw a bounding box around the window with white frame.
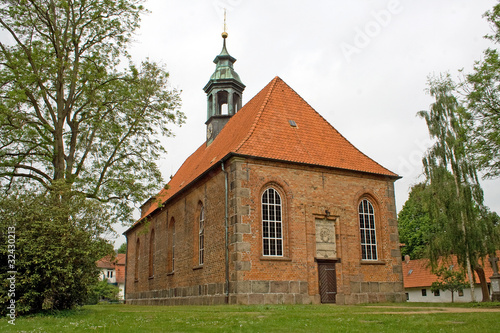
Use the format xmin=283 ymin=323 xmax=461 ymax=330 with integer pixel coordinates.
xmin=359 ymin=199 xmax=377 ymax=260
xmin=199 ymin=205 xmax=205 ymax=265
xmin=262 ymin=188 xmax=283 ymax=256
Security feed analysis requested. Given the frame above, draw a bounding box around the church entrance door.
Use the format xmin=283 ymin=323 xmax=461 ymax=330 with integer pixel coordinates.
xmin=317 ymin=261 xmax=337 ymax=303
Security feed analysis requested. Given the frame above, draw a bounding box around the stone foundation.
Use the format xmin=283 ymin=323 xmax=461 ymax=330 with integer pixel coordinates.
xmin=335 ymin=281 xmax=405 ymax=305
xmin=126 ymin=280 xmax=313 ymax=305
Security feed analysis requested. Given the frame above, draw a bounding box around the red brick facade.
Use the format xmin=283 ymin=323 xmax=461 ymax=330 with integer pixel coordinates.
xmin=124 ymin=76 xmax=404 ymax=305
xmin=125 ymin=156 xmax=404 ymax=305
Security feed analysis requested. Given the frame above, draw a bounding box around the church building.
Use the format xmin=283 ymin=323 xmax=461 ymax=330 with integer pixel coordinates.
xmin=124 ymin=31 xmax=405 ymax=305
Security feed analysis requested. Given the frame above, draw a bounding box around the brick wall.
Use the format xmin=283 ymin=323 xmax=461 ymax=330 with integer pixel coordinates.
xmin=125 ymin=156 xmax=404 ymax=305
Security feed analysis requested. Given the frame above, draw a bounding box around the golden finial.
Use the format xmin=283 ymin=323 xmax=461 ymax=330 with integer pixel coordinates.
xmin=221 ymin=8 xmax=228 ymax=39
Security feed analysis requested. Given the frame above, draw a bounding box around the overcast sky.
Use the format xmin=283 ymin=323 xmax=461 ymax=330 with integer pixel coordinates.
xmin=117 ymin=0 xmax=500 ymax=246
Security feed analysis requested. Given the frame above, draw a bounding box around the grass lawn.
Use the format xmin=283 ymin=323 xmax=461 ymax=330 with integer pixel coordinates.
xmin=2 ymin=302 xmax=499 ymax=332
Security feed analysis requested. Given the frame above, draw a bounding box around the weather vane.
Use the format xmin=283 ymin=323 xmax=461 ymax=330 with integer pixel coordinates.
xmin=222 ymin=8 xmax=228 ymax=39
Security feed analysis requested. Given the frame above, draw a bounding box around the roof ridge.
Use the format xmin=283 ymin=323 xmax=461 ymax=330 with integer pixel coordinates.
xmin=234 ymin=76 xmax=280 ymax=152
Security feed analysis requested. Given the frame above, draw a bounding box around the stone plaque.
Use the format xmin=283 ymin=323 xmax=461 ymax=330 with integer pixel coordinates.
xmin=315 ymin=218 xmax=337 ymax=259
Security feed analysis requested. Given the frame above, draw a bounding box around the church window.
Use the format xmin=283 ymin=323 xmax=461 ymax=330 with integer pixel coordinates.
xmin=149 ymin=229 xmax=155 ymax=278
xmin=134 ymin=238 xmax=140 ymax=281
xmin=168 ymin=218 xmax=175 ymax=273
xmin=262 ymin=188 xmax=283 ymax=256
xmin=199 ymin=205 xmax=205 ymax=266
xmin=359 ymin=199 xmax=377 ymax=261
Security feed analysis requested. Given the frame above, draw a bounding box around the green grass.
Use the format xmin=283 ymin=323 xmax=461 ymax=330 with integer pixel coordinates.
xmin=2 ymin=303 xmax=500 ymax=332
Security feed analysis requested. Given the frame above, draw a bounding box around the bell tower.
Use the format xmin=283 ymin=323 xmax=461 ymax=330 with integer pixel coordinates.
xmin=204 ymin=20 xmax=245 ymax=145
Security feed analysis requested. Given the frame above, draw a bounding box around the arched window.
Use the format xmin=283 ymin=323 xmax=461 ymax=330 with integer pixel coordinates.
xmin=359 ymin=199 xmax=377 ymax=260
xmin=149 ymin=229 xmax=155 ymax=278
xmin=134 ymin=238 xmax=140 ymax=281
xmin=199 ymin=205 xmax=205 ymax=266
xmin=217 ymin=90 xmax=229 ymax=115
xmin=168 ymin=218 xmax=175 ymax=273
xmin=233 ymin=93 xmax=241 ymax=113
xmin=262 ymin=188 xmax=283 ymax=256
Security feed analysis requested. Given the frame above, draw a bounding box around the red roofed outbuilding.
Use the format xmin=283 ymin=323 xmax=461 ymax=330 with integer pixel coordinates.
xmin=97 ymin=253 xmax=126 ymax=299
xmin=403 ymin=252 xmax=499 ymax=302
xmin=124 ymin=33 xmax=404 ymax=305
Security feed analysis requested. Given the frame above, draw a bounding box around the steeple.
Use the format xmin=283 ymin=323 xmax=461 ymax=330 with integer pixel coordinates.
xmin=204 ymin=23 xmax=245 ymax=145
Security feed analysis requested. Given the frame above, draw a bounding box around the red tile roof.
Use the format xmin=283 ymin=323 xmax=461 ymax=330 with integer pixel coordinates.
xmin=403 ymin=252 xmax=499 ymax=288
xmin=131 ymin=77 xmax=398 ymax=227
xmin=96 ymin=253 xmax=126 ymax=283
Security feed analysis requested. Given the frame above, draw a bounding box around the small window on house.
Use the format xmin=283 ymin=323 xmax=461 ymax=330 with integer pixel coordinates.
xmin=199 ymin=205 xmax=205 ymax=266
xmin=421 ymin=289 xmax=427 ymax=296
xmin=458 ymin=289 xmax=464 ymax=297
xmin=434 ymin=290 xmax=440 ymax=296
xmin=359 ymin=199 xmax=377 ymax=260
xmin=107 ymin=270 xmax=113 ymax=278
xmin=406 ymin=292 xmax=409 ymax=301
xmin=262 ymin=188 xmax=283 ymax=256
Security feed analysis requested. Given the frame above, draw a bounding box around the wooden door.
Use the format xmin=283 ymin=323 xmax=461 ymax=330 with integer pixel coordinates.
xmin=318 ymin=262 xmax=337 ymax=303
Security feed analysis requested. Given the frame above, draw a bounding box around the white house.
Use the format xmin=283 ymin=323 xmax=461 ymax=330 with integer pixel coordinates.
xmin=402 ymin=253 xmax=498 ymax=303
xmin=97 ymin=253 xmax=126 ymax=300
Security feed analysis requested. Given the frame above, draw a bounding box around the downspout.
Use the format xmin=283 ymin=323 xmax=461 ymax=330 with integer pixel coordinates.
xmin=221 ymin=162 xmax=230 ymax=304
xmin=124 ymin=236 xmax=128 ymax=304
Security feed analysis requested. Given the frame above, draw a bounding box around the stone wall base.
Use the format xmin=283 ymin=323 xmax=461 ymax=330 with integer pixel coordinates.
xmin=126 ymin=280 xmax=405 ymax=306
xmin=126 ymin=280 xmax=312 ymax=306
xmin=336 ymin=292 xmax=406 ymax=305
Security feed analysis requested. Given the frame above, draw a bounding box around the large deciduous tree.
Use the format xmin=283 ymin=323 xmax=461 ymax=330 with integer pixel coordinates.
xmin=0 ymin=0 xmax=183 ymax=223
xmin=397 ymin=183 xmax=434 ymax=260
xmin=418 ymin=74 xmax=499 ymax=302
xmin=0 ymin=0 xmax=183 ymax=313
xmin=463 ymin=3 xmax=500 ymax=179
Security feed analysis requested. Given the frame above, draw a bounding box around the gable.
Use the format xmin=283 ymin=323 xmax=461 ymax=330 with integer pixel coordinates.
xmin=131 ymin=76 xmax=398 ymax=228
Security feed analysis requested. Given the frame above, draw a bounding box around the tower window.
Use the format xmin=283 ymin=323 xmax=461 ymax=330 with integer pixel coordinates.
xmin=233 ymin=93 xmax=241 ymax=113
xmin=216 ymin=90 xmax=229 ymax=115
xmin=221 ymin=103 xmax=228 ymax=115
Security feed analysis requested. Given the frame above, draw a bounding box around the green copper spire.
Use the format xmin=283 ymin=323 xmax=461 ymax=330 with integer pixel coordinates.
xmin=208 ymin=33 xmax=243 ymax=84
xmin=204 ymin=30 xmax=245 ymax=145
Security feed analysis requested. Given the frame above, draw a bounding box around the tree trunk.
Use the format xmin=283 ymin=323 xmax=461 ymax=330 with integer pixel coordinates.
xmin=474 ymin=266 xmax=491 ymax=302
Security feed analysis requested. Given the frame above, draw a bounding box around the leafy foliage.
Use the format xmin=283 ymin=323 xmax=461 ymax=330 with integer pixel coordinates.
xmin=86 ymin=280 xmax=120 ymax=305
xmin=0 ymin=0 xmax=184 ymax=315
xmin=398 ymin=183 xmax=434 ymax=260
xmin=417 ymin=73 xmax=500 ymax=301
xmin=463 ymin=3 xmax=500 ymax=179
xmin=430 ymin=265 xmax=469 ymax=303
xmin=0 ymin=0 xmax=184 ymax=225
xmin=117 ymin=242 xmax=127 ymax=254
xmin=0 ymin=185 xmax=114 ymax=315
